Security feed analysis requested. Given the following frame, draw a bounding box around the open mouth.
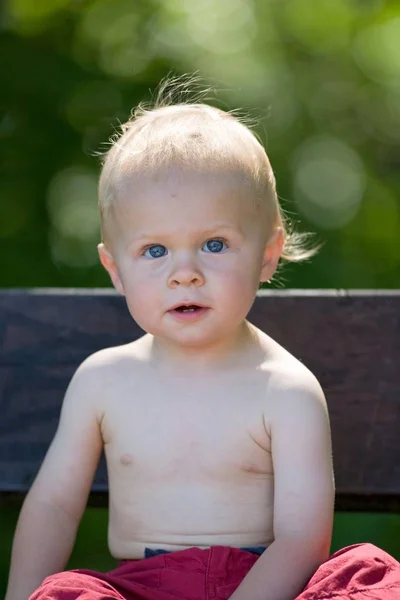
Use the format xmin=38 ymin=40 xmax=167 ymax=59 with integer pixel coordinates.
xmin=168 ymin=304 xmax=208 ymax=319
xmin=174 ymin=305 xmax=202 ymax=313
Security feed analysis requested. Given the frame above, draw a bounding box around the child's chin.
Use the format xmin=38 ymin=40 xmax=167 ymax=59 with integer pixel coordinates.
xmin=164 ymin=327 xmax=217 ymax=345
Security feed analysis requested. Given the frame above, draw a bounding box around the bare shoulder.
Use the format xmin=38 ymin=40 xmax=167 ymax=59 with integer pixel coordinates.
xmin=254 ymin=327 xmax=328 ymax=430
xmin=63 ymin=345 xmax=123 ymax=416
xmin=73 ymin=337 xmax=148 ymax=395
xmin=78 ymin=340 xmax=141 ymax=373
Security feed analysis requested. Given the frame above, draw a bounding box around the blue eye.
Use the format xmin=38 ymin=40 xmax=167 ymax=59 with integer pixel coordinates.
xmin=203 ymin=239 xmax=226 ymax=253
xmin=143 ymin=244 xmax=167 ymax=258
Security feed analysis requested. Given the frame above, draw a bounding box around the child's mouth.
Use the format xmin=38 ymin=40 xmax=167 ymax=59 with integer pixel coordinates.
xmin=176 ymin=305 xmax=199 ymax=312
xmin=169 ymin=305 xmax=208 ymax=320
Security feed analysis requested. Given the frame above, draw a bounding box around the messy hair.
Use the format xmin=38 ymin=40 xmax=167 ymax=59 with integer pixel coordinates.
xmin=98 ymin=74 xmax=319 ymax=263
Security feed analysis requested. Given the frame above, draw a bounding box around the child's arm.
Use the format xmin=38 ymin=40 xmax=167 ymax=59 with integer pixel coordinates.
xmin=5 ymin=355 xmax=104 ymax=600
xmin=230 ymin=371 xmax=335 ymax=600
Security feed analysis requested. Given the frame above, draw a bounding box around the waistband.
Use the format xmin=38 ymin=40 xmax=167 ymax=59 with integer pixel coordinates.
xmin=144 ymin=545 xmax=266 ymax=558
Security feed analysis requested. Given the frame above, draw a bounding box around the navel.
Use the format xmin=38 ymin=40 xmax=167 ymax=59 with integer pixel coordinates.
xmin=120 ymin=453 xmax=134 ymax=466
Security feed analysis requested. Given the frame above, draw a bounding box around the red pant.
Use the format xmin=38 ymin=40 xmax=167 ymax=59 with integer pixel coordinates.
xmin=30 ymin=543 xmax=400 ymax=600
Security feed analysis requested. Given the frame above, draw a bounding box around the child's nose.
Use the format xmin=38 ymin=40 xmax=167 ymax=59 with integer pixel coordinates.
xmin=168 ymin=257 xmax=204 ymax=288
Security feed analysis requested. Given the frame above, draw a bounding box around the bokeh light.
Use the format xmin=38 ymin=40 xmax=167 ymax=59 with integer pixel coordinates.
xmin=292 ymin=137 xmax=366 ymax=229
xmin=353 ymin=18 xmax=400 ymax=86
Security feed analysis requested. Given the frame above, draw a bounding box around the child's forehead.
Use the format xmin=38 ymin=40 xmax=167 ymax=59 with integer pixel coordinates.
xmin=118 ymin=166 xmax=258 ymax=218
xmin=110 ymin=166 xmax=263 ymax=241
xmin=119 ymin=162 xmax=255 ymax=197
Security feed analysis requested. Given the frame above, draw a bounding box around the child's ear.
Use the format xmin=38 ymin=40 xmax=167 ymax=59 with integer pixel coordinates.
xmin=98 ymin=243 xmax=125 ymax=295
xmin=259 ymin=228 xmax=284 ymax=283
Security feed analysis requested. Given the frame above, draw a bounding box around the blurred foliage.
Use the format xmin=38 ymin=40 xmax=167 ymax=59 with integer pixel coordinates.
xmin=1 ymin=0 xmax=399 ymax=288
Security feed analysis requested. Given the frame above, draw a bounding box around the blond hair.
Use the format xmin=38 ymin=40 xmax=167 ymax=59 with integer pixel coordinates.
xmin=98 ymin=75 xmax=318 ymax=263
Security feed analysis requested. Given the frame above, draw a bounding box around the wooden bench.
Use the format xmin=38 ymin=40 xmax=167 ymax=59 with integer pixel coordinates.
xmin=0 ymin=289 xmax=399 ymax=512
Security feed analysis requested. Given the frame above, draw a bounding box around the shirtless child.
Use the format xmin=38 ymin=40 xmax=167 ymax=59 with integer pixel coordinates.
xmin=6 ymin=80 xmax=400 ymax=600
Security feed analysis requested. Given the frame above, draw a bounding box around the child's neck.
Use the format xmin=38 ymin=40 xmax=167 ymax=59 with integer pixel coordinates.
xmin=145 ymin=321 xmax=261 ymax=375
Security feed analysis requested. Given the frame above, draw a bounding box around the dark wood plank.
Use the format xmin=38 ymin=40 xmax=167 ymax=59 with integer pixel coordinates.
xmin=0 ymin=290 xmax=399 ymax=509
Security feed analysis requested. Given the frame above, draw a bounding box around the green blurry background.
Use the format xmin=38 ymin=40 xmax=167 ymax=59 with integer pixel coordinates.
xmin=1 ymin=0 xmax=400 ymax=288
xmin=1 ymin=0 xmax=399 ymax=593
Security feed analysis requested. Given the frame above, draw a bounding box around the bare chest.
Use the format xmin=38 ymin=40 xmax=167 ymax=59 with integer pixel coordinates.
xmin=101 ymin=374 xmax=273 ymax=483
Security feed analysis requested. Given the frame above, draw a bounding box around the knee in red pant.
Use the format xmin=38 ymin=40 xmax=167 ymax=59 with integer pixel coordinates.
xmin=29 ymin=571 xmax=124 ymax=600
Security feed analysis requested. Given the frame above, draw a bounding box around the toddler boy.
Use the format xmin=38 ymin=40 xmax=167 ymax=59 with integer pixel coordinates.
xmin=5 ymin=79 xmax=400 ymax=600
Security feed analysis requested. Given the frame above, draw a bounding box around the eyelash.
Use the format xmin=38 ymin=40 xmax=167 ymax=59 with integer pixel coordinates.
xmin=140 ymin=238 xmax=229 ymax=258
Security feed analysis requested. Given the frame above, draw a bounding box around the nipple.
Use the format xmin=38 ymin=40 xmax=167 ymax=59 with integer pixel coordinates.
xmin=120 ymin=453 xmax=134 ymax=466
